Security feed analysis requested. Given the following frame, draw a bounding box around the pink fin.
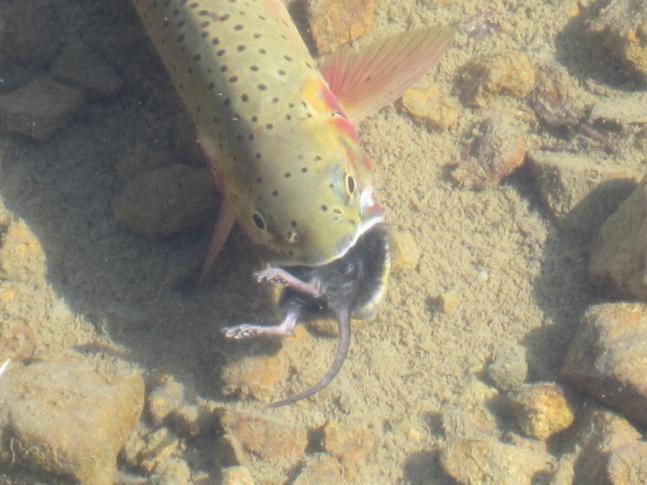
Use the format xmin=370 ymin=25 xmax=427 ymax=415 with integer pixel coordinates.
xmin=198 ymin=199 xmax=236 ymax=285
xmin=320 ymin=27 xmax=454 ymax=122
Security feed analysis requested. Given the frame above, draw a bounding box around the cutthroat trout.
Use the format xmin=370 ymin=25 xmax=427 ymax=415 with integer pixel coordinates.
xmin=131 ymin=0 xmax=453 ymax=405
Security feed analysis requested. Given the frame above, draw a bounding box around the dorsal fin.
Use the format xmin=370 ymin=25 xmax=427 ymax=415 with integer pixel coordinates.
xmin=320 ymin=27 xmax=454 ymax=122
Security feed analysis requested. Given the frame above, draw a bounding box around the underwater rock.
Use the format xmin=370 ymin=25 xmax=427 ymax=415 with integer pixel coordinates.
xmin=220 ymin=350 xmax=291 ymax=403
xmin=0 ymin=220 xmax=46 ymax=286
xmin=571 ymin=407 xmax=642 ymax=484
xmin=527 ymin=150 xmax=641 ymax=237
xmin=460 ymin=51 xmax=536 ymax=107
xmin=114 ymin=164 xmax=218 ymax=237
xmin=606 ymin=441 xmax=647 ymax=484
xmin=293 ymin=454 xmax=345 ymax=484
xmin=220 ymin=465 xmax=255 ymax=485
xmin=450 ymin=114 xmax=526 ymax=190
xmin=150 ymin=457 xmax=192 ymax=485
xmin=147 ymin=374 xmax=186 ymax=427
xmin=4 ymin=0 xmax=62 ymax=67
xmin=486 ymin=341 xmax=527 ymax=393
xmin=587 ymin=0 xmax=647 ymax=82
xmin=509 ymin=383 xmax=575 ymax=440
xmin=402 ymin=83 xmax=460 ymax=131
xmin=0 ymin=283 xmax=39 ymax=361
xmin=219 ymin=411 xmax=308 ymax=478
xmin=589 ymin=176 xmax=647 ymax=300
xmin=0 ymin=77 xmax=86 ymax=142
xmin=116 ymin=144 xmax=178 ymax=181
xmin=390 ymin=230 xmax=421 ymax=272
xmin=441 ymin=407 xmax=499 ymax=441
xmin=434 ymin=290 xmax=460 ymax=315
xmin=0 ymin=360 xmax=144 ymax=484
xmin=123 ymin=427 xmax=181 ymax=474
xmin=172 ymin=404 xmax=214 ymax=439
xmin=440 ymin=437 xmax=552 ymax=485
xmin=305 ymin=0 xmax=376 ymax=55
xmin=561 ymin=303 xmax=647 ymax=424
xmin=51 ymin=39 xmax=124 ymax=99
xmin=322 ymin=420 xmax=374 ymax=478
xmin=589 ymin=92 xmax=647 ymax=127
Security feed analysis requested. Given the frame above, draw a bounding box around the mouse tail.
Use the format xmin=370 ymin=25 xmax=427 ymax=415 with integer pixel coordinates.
xmin=269 ymin=307 xmax=351 ymax=408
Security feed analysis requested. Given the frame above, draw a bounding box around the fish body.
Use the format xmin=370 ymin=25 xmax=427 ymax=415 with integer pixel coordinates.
xmin=131 ymin=0 xmax=381 ymax=267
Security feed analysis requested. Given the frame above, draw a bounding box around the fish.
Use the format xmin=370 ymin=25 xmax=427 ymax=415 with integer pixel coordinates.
xmin=130 ymin=0 xmax=453 ymax=273
xmin=130 ymin=0 xmax=453 ymax=405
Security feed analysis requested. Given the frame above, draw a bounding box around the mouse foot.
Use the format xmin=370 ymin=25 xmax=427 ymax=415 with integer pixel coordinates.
xmin=254 ymin=267 xmax=321 ymax=298
xmin=222 ymin=306 xmax=300 ymax=339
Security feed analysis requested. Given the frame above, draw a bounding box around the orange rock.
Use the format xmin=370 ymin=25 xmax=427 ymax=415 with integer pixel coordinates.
xmin=509 ymin=383 xmax=575 ymax=440
xmin=402 ymin=84 xmax=460 ymax=130
xmin=305 ymin=0 xmax=376 ymax=55
xmin=0 ymin=221 xmax=46 ymax=285
xmin=322 ymin=421 xmax=374 ymax=477
xmin=294 ymin=454 xmax=345 ymax=484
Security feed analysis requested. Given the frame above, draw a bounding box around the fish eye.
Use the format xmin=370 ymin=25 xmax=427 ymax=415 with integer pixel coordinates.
xmin=252 ymin=211 xmax=266 ymax=230
xmin=345 ymin=174 xmax=356 ymax=196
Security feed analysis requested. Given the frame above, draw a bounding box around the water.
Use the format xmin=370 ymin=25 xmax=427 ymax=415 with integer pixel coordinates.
xmin=0 ymin=0 xmax=645 ymax=483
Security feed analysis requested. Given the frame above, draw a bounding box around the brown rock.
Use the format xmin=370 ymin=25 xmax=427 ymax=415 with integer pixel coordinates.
xmin=0 ymin=282 xmax=43 ymax=360
xmin=588 ymin=0 xmax=647 ymax=82
xmin=114 ymin=164 xmax=218 ymax=237
xmin=51 ymin=39 xmax=124 ymax=99
xmin=151 ymin=458 xmax=192 ymax=485
xmin=440 ymin=437 xmax=552 ymax=485
xmin=0 ymin=360 xmax=144 ymax=484
xmin=441 ymin=407 xmax=498 ymax=441
xmin=606 ymin=442 xmax=647 ymax=484
xmin=147 ymin=375 xmax=186 ymax=427
xmin=220 ymin=351 xmax=291 ymax=403
xmin=527 ymin=150 xmax=641 ymax=237
xmin=124 ymin=427 xmax=181 ymax=474
xmin=589 ymin=176 xmax=647 ymax=300
xmin=561 ymin=303 xmax=647 ymax=423
xmin=0 ymin=220 xmax=46 ymax=285
xmin=486 ymin=341 xmax=527 ymax=392
xmin=460 ymin=51 xmax=536 ymax=106
xmin=572 ymin=407 xmax=642 ymax=483
xmin=509 ymin=383 xmax=575 ymax=440
xmin=451 ymin=115 xmax=526 ymax=190
xmin=390 ymin=230 xmax=421 ymax=272
xmin=305 ymin=0 xmax=376 ymax=55
xmin=116 ymin=145 xmax=178 ymax=181
xmin=0 ymin=78 xmax=85 ymax=142
xmin=402 ymin=84 xmax=459 ymax=131
xmin=221 ymin=465 xmax=255 ymax=485
xmin=172 ymin=404 xmax=214 ymax=438
xmin=220 ymin=410 xmax=308 ymax=470
xmin=293 ymin=454 xmax=345 ymax=484
xmin=322 ymin=421 xmax=374 ymax=478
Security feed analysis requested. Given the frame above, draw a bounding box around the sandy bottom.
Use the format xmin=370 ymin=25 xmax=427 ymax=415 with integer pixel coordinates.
xmin=0 ymin=0 xmax=645 ymax=483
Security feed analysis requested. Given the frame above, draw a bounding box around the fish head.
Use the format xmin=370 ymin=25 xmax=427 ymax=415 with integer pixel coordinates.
xmin=230 ymin=82 xmax=383 ymax=267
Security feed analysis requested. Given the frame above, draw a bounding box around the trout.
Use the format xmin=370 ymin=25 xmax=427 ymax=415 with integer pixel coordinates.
xmin=131 ymin=0 xmax=453 ymax=405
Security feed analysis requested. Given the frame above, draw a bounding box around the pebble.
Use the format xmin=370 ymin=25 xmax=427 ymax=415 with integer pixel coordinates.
xmin=390 ymin=230 xmax=421 ymax=272
xmin=0 ymin=220 xmax=46 ymax=286
xmin=589 ymin=92 xmax=647 ymax=127
xmin=441 ymin=407 xmax=498 ymax=441
xmin=508 ymin=383 xmax=575 ymax=440
xmin=293 ymin=454 xmax=345 ymax=484
xmin=147 ymin=374 xmax=186 ymax=427
xmin=128 ymin=427 xmax=181 ymax=474
xmin=440 ymin=437 xmax=552 ymax=485
xmin=305 ymin=0 xmax=376 ymax=55
xmin=450 ymin=114 xmax=526 ymax=190
xmin=219 ymin=410 xmax=308 ymax=472
xmin=460 ymin=51 xmax=536 ymax=107
xmin=587 ymin=0 xmax=647 ymax=82
xmin=402 ymin=83 xmax=460 ymax=131
xmin=606 ymin=441 xmax=647 ymax=484
xmin=116 ymin=145 xmax=178 ymax=181
xmin=114 ymin=164 xmax=218 ymax=238
xmin=0 ymin=360 xmax=144 ymax=484
xmin=0 ymin=77 xmax=86 ymax=142
xmin=151 ymin=458 xmax=192 ymax=485
xmin=561 ymin=303 xmax=647 ymax=424
xmin=486 ymin=341 xmax=527 ymax=392
xmin=322 ymin=420 xmax=374 ymax=478
xmin=589 ymin=176 xmax=647 ymax=300
xmin=527 ymin=150 xmax=642 ymax=237
xmin=571 ymin=406 xmax=642 ymax=483
xmin=434 ymin=290 xmax=460 ymax=315
xmin=51 ymin=39 xmax=124 ymax=99
xmin=220 ymin=465 xmax=255 ymax=485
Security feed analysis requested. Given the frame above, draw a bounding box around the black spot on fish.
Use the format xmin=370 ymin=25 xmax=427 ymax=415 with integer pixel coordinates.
xmin=321 ymin=205 xmax=328 ymax=212
xmin=266 ymin=124 xmax=273 ymax=130
xmin=251 ymin=116 xmax=258 ymax=123
xmin=250 ymin=65 xmax=259 ymax=71
xmin=217 ymin=49 xmax=226 ymax=56
xmin=301 ymin=167 xmax=308 ymax=173
xmin=193 ymin=54 xmax=201 ymax=61
xmin=259 ymin=48 xmax=267 ymax=54
xmin=284 ymin=172 xmax=291 ymax=178
xmin=241 ymin=94 xmax=248 ymax=101
xmin=272 ymin=190 xmax=279 ymax=197
xmin=229 ymin=76 xmax=238 ymax=83
xmin=208 ymin=82 xmax=215 ymax=90
xmin=201 ymin=21 xmax=210 ymax=28
xmin=220 ymin=14 xmax=230 ymax=21
xmin=278 ymin=69 xmax=286 ymax=76
xmin=258 ymin=84 xmax=267 ymax=90
xmin=212 ymin=37 xmax=221 ymax=45
xmin=234 ymin=24 xmax=244 ymax=31
xmin=254 ymin=33 xmax=262 ymax=39
xmin=237 ymin=45 xmax=246 ymax=52
xmin=220 ymin=65 xmax=228 ymax=72
xmin=284 ymin=55 xmax=292 ymax=62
